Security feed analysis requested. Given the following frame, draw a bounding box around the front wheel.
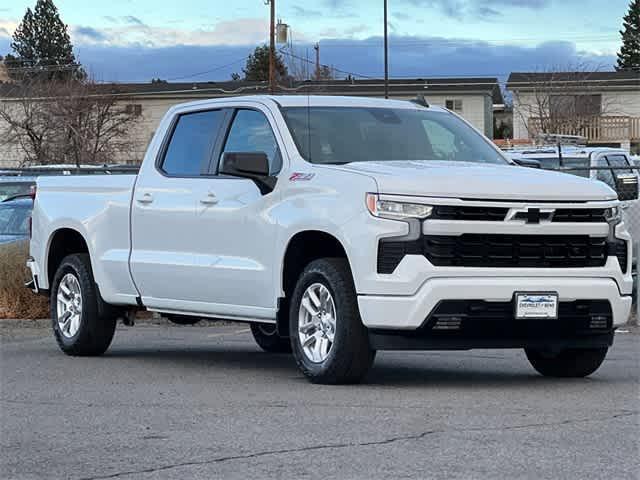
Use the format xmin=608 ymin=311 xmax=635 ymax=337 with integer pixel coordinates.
xmin=289 ymin=258 xmax=376 ymax=384
xmin=525 ymin=347 xmax=608 ymax=378
xmin=51 ymin=254 xmax=116 ymax=356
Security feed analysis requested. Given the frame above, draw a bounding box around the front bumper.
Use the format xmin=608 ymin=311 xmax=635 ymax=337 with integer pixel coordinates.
xmin=358 ymin=276 xmax=632 ymax=330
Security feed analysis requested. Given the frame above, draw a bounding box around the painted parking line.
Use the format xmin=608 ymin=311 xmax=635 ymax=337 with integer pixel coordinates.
xmin=207 ymin=328 xmax=251 ymax=338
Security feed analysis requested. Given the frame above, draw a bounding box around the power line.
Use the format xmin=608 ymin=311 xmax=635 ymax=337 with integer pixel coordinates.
xmin=279 ymin=49 xmax=376 ymax=79
xmin=165 ymin=57 xmax=247 ymax=81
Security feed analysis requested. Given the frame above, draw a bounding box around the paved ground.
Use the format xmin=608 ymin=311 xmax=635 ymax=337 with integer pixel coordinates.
xmin=1 ymin=321 xmax=639 ymax=480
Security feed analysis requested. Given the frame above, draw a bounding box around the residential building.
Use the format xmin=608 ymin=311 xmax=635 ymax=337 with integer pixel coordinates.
xmin=0 ymin=77 xmax=501 ymax=167
xmin=507 ymin=71 xmax=640 ymax=152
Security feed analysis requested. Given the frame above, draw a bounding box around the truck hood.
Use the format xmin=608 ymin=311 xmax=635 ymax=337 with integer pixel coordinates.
xmin=335 ymin=161 xmax=616 ymax=201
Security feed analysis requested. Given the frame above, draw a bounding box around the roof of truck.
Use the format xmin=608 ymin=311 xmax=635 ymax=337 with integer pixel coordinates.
xmin=173 ymin=95 xmax=448 ymax=112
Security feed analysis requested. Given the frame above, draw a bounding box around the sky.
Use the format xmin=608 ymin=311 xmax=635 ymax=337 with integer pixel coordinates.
xmin=0 ymin=0 xmax=631 ymax=83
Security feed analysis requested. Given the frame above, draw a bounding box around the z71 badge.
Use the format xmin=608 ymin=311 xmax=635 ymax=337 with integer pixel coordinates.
xmin=289 ymin=172 xmax=315 ymax=182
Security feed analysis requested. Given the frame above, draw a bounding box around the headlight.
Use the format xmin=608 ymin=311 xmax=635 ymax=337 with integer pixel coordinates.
xmin=604 ymin=206 xmax=622 ymax=224
xmin=366 ymin=193 xmax=433 ymax=220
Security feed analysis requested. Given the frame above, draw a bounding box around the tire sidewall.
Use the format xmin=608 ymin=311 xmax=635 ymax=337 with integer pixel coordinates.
xmin=50 ymin=257 xmax=92 ymax=350
xmin=289 ymin=268 xmax=347 ymax=378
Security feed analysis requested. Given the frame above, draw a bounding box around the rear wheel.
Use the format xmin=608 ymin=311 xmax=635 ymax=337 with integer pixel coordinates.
xmin=250 ymin=323 xmax=291 ymax=353
xmin=525 ymin=347 xmax=608 ymax=377
xmin=289 ymin=258 xmax=375 ymax=384
xmin=51 ymin=254 xmax=116 ymax=356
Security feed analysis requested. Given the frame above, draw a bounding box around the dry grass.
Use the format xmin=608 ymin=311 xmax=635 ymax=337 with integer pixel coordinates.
xmin=0 ymin=241 xmax=49 ymax=319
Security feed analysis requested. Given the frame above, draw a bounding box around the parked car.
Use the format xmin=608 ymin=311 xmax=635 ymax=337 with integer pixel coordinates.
xmin=507 ymin=146 xmax=640 ymax=261
xmin=0 ymin=177 xmax=36 ymax=202
xmin=27 ymin=95 xmax=633 ymax=383
xmin=0 ymin=196 xmax=32 ymax=246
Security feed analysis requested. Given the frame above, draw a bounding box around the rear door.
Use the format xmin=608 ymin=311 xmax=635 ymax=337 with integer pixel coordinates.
xmin=130 ymin=108 xmax=230 ymax=307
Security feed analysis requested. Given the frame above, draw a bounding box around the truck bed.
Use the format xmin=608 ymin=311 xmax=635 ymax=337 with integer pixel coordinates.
xmin=31 ymin=173 xmax=140 ymax=305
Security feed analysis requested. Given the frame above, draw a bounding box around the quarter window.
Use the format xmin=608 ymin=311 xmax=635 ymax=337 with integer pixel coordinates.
xmin=222 ymin=110 xmax=281 ymax=174
xmin=161 ymin=110 xmax=224 ymax=176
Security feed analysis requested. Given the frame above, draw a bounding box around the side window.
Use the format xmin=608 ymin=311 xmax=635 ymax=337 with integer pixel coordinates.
xmin=222 ymin=110 xmax=281 ymax=174
xmin=595 ymin=156 xmax=615 ymax=189
xmin=606 ymin=154 xmax=632 ymax=173
xmin=422 ymin=119 xmax=455 ymax=159
xmin=161 ymin=110 xmax=224 ymax=176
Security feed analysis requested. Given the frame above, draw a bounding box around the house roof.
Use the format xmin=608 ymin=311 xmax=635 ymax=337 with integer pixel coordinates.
xmin=506 ymin=71 xmax=640 ymax=90
xmin=0 ymin=77 xmax=503 ymax=104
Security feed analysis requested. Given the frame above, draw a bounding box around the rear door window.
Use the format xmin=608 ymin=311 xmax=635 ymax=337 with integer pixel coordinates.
xmin=161 ymin=110 xmax=225 ymax=176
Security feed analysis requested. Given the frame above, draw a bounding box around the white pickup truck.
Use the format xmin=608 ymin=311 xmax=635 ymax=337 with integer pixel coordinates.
xmin=28 ymin=95 xmax=633 ymax=384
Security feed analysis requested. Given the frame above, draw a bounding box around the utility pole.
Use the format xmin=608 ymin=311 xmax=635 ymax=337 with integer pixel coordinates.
xmin=383 ymin=0 xmax=389 ymax=99
xmin=266 ymin=0 xmax=276 ymax=93
xmin=314 ymin=43 xmax=320 ymax=80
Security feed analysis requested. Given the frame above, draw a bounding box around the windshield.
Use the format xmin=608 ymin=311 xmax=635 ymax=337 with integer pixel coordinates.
xmin=281 ymin=107 xmax=508 ymax=165
xmin=0 ymin=204 xmax=31 ymax=236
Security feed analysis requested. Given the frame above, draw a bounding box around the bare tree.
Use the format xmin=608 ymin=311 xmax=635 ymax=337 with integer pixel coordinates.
xmin=0 ymin=77 xmax=140 ymax=167
xmin=511 ymin=64 xmax=621 ymax=141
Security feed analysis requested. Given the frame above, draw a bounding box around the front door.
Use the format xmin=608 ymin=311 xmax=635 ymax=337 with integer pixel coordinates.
xmin=186 ymin=108 xmax=283 ymax=317
xmin=130 ymin=108 xmax=228 ymax=307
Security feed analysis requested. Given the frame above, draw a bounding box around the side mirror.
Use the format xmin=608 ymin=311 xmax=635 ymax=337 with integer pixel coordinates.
xmin=615 ymin=173 xmax=639 ymax=201
xmin=220 ymin=152 xmax=275 ymax=194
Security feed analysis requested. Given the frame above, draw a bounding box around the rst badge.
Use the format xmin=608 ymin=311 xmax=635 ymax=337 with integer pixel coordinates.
xmin=289 ymin=172 xmax=315 ymax=182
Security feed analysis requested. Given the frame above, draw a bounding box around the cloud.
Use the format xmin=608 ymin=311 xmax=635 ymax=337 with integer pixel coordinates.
xmin=291 ymin=6 xmax=322 ymax=17
xmin=74 ymin=26 xmax=109 ymax=42
xmin=404 ymin=0 xmax=551 ymax=19
xmin=68 ymin=35 xmax=614 ymax=84
xmin=67 ymin=18 xmax=269 ymax=48
xmin=392 ymin=12 xmax=411 ymax=21
xmin=123 ymin=16 xmax=145 ymax=26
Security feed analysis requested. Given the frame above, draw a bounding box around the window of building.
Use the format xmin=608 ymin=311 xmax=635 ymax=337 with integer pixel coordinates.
xmin=125 ymin=104 xmax=143 ymax=116
xmin=160 ymin=110 xmax=224 ymax=176
xmin=445 ymin=99 xmax=463 ymax=113
xmin=549 ymin=95 xmax=601 ymax=118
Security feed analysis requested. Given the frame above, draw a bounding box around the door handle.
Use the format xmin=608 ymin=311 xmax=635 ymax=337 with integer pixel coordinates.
xmin=137 ymin=193 xmax=154 ymax=204
xmin=200 ymin=193 xmax=218 ymax=206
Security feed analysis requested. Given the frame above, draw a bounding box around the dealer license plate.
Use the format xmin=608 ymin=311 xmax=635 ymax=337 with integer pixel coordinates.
xmin=515 ymin=293 xmax=558 ymax=319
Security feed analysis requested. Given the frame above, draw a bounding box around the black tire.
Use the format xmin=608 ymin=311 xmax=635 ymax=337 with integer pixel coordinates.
xmin=250 ymin=323 xmax=292 ymax=353
xmin=166 ymin=314 xmax=202 ymax=325
xmin=50 ymin=254 xmax=116 ymax=356
xmin=525 ymin=347 xmax=608 ymax=378
xmin=289 ymin=258 xmax=376 ymax=384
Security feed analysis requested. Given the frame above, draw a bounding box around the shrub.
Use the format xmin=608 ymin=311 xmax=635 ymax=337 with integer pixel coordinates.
xmin=0 ymin=241 xmax=49 ymax=319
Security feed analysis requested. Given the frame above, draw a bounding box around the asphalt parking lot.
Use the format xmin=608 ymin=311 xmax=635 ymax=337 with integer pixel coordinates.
xmin=1 ymin=321 xmax=639 ymax=480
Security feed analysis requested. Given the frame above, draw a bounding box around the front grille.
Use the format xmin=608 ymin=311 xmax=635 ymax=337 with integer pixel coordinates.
xmin=422 ymin=299 xmax=612 ymax=338
xmin=378 ymin=234 xmax=611 ymax=273
xmin=431 ymin=205 xmax=508 ymax=221
xmin=423 ymin=234 xmax=608 ymax=268
xmin=427 ymin=206 xmax=609 ymax=223
xmin=552 ymin=208 xmax=607 ymax=223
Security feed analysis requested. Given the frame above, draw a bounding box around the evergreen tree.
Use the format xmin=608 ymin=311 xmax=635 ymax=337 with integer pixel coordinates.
xmin=238 ymin=45 xmax=288 ymax=82
xmin=616 ymin=0 xmax=640 ymax=71
xmin=5 ymin=0 xmax=82 ymax=80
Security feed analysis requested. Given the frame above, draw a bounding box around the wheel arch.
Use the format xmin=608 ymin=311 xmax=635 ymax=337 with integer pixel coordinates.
xmin=277 ymin=230 xmax=352 ymax=336
xmin=46 ymin=228 xmax=91 ymax=287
